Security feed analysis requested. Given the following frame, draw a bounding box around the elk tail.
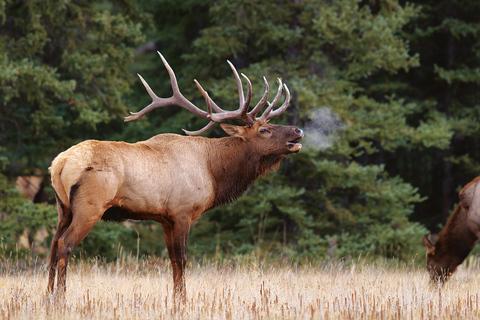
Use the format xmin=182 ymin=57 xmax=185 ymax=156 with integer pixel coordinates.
xmin=49 ymin=155 xmax=70 ymax=211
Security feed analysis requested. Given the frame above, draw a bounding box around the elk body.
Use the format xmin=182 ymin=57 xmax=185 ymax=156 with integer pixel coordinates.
xmin=47 ymin=52 xmax=303 ymax=298
xmin=423 ymin=176 xmax=480 ymax=284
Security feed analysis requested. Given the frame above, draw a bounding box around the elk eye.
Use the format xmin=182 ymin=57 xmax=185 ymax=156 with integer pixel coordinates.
xmin=259 ymin=128 xmax=270 ymax=134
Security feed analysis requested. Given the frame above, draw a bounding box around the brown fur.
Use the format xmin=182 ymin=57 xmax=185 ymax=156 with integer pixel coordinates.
xmin=47 ymin=120 xmax=303 ymax=299
xmin=423 ymin=177 xmax=480 ymax=283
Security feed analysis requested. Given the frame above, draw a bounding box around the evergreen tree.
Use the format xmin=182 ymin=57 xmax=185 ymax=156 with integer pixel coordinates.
xmin=0 ymin=0 xmax=147 ymax=174
xmin=392 ymin=0 xmax=480 ymax=232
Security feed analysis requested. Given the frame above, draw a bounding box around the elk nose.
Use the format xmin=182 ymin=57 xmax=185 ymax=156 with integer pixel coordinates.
xmin=295 ymin=128 xmax=303 ymax=136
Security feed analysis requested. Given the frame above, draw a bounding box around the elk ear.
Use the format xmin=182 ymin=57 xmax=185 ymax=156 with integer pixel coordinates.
xmin=422 ymin=236 xmax=436 ymax=255
xmin=221 ymin=124 xmax=247 ymax=140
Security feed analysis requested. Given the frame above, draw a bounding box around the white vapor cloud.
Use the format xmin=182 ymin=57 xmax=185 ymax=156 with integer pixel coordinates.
xmin=304 ymin=107 xmax=346 ymax=150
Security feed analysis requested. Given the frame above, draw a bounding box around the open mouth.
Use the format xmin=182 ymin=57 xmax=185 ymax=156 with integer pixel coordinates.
xmin=287 ymin=136 xmax=303 ymax=151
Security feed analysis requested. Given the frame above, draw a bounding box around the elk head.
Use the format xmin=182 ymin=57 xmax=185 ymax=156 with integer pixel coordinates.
xmin=422 ymin=235 xmax=454 ymax=284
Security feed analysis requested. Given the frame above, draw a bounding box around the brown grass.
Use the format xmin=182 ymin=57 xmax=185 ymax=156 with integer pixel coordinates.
xmin=1 ymin=256 xmax=480 ymax=319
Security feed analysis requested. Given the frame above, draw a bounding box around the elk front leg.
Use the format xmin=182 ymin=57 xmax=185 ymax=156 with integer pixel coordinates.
xmin=162 ymin=219 xmax=191 ymax=301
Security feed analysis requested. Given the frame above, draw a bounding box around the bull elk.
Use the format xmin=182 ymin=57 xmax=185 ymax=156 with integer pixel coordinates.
xmin=47 ymin=52 xmax=303 ymax=298
xmin=423 ymin=177 xmax=480 ymax=284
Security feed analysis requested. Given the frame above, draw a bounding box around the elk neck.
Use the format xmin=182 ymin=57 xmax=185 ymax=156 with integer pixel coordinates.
xmin=435 ymin=203 xmax=478 ymax=266
xmin=205 ymin=136 xmax=286 ymax=210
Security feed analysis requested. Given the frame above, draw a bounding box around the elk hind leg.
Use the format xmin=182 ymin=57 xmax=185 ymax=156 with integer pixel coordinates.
xmin=56 ymin=187 xmax=109 ymax=294
xmin=55 ymin=214 xmax=101 ymax=295
xmin=55 ymin=172 xmax=118 ymax=294
xmin=47 ymin=193 xmax=73 ymax=294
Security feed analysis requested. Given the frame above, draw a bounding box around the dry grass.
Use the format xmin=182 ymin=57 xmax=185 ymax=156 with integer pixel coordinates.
xmin=1 ymin=256 xmax=480 ymax=319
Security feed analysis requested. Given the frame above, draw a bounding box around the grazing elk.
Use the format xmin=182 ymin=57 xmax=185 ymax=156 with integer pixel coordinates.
xmin=422 ymin=176 xmax=480 ymax=284
xmin=47 ymin=52 xmax=303 ymax=298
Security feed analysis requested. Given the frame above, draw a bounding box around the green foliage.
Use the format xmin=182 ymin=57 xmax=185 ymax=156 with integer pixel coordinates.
xmin=330 ymin=220 xmax=428 ymax=260
xmin=0 ymin=169 xmax=56 ymax=256
xmin=303 ymin=0 xmax=420 ymax=79
xmin=0 ymin=0 xmax=147 ymax=172
xmin=74 ymin=222 xmax=137 ymax=261
xmin=189 ymin=174 xmax=310 ymax=259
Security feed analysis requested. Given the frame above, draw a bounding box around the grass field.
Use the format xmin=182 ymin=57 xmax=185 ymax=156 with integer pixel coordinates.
xmin=0 ymin=255 xmax=479 ymax=319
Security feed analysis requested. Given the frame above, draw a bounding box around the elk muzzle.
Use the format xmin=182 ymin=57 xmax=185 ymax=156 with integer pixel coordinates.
xmin=287 ymin=127 xmax=304 ymax=153
xmin=427 ymin=264 xmax=452 ymax=285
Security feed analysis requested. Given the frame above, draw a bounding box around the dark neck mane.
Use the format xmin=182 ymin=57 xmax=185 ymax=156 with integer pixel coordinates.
xmin=206 ymin=137 xmax=285 ymax=210
xmin=435 ymin=203 xmax=478 ymax=265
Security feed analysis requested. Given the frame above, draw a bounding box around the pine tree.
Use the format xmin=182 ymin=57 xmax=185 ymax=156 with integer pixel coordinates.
xmin=0 ymin=0 xmax=147 ymax=173
xmin=392 ymin=0 xmax=480 ymax=231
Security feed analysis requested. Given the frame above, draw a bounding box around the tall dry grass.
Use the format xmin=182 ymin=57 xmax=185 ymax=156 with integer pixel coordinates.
xmin=0 ymin=255 xmax=480 ymax=319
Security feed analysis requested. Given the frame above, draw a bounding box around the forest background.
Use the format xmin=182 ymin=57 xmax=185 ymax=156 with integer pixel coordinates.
xmin=0 ymin=0 xmax=479 ymax=264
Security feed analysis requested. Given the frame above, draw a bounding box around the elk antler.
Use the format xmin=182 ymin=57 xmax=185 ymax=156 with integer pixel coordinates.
xmin=125 ymin=51 xmax=291 ymax=135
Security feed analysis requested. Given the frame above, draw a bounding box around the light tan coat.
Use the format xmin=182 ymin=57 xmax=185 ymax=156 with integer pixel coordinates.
xmin=48 ymin=121 xmax=303 ymax=298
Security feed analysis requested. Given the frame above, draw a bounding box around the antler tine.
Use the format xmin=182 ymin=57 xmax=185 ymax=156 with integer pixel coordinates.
xmin=193 ymin=68 xmax=252 ymax=121
xmin=182 ymin=121 xmax=216 ymax=135
xmin=248 ymin=76 xmax=269 ymax=119
xmin=240 ymin=73 xmax=253 ymax=117
xmin=258 ymin=78 xmax=284 ymax=121
xmin=183 ymin=92 xmax=217 ymax=135
xmin=261 ymin=83 xmax=291 ymax=121
xmin=224 ymin=62 xmax=254 ymax=123
xmin=124 ymin=74 xmax=162 ymax=121
xmin=204 ymin=64 xmax=255 ymax=125
xmin=227 ymin=60 xmax=245 ymax=108
xmin=125 ymin=51 xmax=209 ymax=122
xmin=194 ymin=80 xmax=225 ymax=113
